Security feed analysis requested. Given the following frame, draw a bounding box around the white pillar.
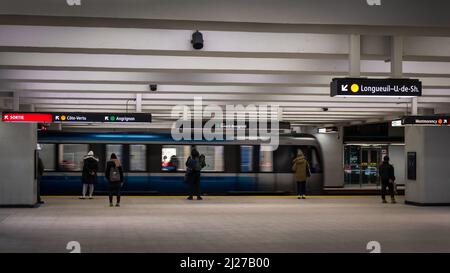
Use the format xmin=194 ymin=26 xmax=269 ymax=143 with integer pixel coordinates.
xmin=391 ymin=36 xmax=417 ymax=114
xmin=313 ymin=130 xmax=344 ymax=188
xmin=349 ymin=34 xmax=361 ymax=77
xmin=405 ymin=126 xmax=450 ymax=205
xmin=0 ymin=123 xmax=37 ymax=206
xmin=136 ymin=93 xmax=142 ymax=113
xmin=411 ymin=97 xmax=418 ymax=115
xmin=390 ymin=36 xmax=403 ymax=78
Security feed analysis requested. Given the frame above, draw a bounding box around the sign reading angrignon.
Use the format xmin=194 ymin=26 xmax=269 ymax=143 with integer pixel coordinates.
xmin=331 ymin=78 xmax=422 ymax=97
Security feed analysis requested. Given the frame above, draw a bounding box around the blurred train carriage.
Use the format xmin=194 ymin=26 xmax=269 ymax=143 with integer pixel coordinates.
xmin=37 ymin=132 xmax=324 ymax=195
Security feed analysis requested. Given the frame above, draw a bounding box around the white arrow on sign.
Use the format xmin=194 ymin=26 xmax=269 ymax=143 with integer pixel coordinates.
xmin=104 ymin=116 xmax=109 ymax=121
xmin=341 ymin=84 xmax=348 ymax=92
xmin=55 ymin=116 xmax=60 ymax=120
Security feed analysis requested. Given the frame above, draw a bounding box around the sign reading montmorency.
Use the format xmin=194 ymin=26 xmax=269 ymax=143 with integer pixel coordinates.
xmin=331 ymin=78 xmax=422 ymax=97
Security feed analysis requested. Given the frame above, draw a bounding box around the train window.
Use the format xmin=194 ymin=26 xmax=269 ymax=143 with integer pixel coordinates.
xmin=106 ymin=144 xmax=123 ymax=165
xmin=240 ymin=146 xmax=253 ymax=172
xmin=161 ymin=145 xmax=185 ymax=171
xmin=259 ymin=146 xmax=273 ymax=172
xmin=196 ymin=146 xmax=224 ymax=172
xmin=273 ymin=145 xmax=293 ymax=173
xmin=38 ymin=144 xmax=56 ymax=171
xmin=161 ymin=145 xmax=224 ymax=172
xmin=58 ymin=144 xmax=89 ymax=171
xmin=130 ymin=144 xmax=146 ymax=171
xmin=310 ymin=147 xmax=322 ymax=173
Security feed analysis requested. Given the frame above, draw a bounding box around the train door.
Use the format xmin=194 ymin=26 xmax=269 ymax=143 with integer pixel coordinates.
xmin=273 ymin=145 xmax=297 ymax=193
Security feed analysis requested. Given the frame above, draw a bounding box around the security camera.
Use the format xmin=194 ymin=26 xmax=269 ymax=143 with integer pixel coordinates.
xmin=191 ymin=30 xmax=204 ymax=50
xmin=322 ymin=107 xmax=329 ymax=112
xmin=149 ymin=84 xmax=157 ymax=91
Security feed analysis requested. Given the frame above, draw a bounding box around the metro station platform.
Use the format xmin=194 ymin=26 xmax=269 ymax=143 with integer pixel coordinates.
xmin=1 ymin=196 xmax=450 ymax=253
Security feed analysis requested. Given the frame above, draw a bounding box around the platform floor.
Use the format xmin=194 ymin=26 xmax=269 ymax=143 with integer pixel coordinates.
xmin=1 ymin=196 xmax=450 ymax=253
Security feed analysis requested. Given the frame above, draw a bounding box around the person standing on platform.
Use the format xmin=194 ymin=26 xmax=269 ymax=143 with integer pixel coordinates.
xmin=80 ymin=151 xmax=99 ymax=200
xmin=105 ymin=153 xmax=124 ymax=207
xmin=185 ymin=148 xmax=206 ymax=200
xmin=378 ymin=156 xmax=396 ymax=204
xmin=292 ymin=150 xmax=311 ymax=199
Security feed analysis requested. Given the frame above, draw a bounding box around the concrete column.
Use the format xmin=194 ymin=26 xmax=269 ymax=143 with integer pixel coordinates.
xmin=0 ymin=122 xmax=37 ymax=206
xmin=136 ymin=93 xmax=142 ymax=113
xmin=349 ymin=34 xmax=361 ymax=77
xmin=313 ymin=127 xmax=344 ymax=188
xmin=405 ymin=126 xmax=450 ymax=205
xmin=13 ymin=92 xmax=20 ymax=111
xmin=391 ymin=36 xmax=418 ymax=115
xmin=411 ymin=97 xmax=418 ymax=115
xmin=390 ymin=36 xmax=403 ymax=78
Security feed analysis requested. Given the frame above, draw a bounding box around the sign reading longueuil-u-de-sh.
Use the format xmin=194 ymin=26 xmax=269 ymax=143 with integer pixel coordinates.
xmin=331 ymin=78 xmax=422 ymax=97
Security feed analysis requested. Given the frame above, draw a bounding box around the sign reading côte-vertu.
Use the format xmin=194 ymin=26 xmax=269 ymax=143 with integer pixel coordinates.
xmin=331 ymin=78 xmax=422 ymax=97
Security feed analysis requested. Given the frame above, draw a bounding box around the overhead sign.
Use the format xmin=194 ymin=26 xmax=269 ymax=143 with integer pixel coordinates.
xmin=2 ymin=112 xmax=53 ymax=123
xmin=331 ymin=78 xmax=422 ymax=97
xmin=52 ymin=113 xmax=152 ymax=123
xmin=402 ymin=116 xmax=450 ymax=126
xmin=2 ymin=112 xmax=152 ymax=123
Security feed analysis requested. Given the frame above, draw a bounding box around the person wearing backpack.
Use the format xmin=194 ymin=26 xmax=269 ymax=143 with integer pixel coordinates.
xmin=185 ymin=148 xmax=206 ymax=200
xmin=80 ymin=151 xmax=99 ymax=199
xmin=105 ymin=153 xmax=124 ymax=207
xmin=292 ymin=150 xmax=311 ymax=199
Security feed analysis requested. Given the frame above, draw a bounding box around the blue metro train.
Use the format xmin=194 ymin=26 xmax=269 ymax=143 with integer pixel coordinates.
xmin=38 ymin=131 xmax=324 ymax=195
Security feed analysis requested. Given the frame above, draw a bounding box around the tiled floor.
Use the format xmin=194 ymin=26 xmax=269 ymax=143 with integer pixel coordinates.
xmin=1 ymin=196 xmax=450 ymax=253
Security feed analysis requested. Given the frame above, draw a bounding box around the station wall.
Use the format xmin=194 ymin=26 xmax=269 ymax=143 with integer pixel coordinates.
xmin=0 ymin=123 xmax=37 ymax=206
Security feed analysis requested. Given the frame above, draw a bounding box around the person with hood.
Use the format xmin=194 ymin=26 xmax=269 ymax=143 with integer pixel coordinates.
xmin=80 ymin=150 xmax=99 ymax=199
xmin=292 ymin=150 xmax=311 ymax=199
xmin=185 ymin=148 xmax=206 ymax=200
xmin=378 ymin=156 xmax=396 ymax=204
xmin=105 ymin=153 xmax=124 ymax=207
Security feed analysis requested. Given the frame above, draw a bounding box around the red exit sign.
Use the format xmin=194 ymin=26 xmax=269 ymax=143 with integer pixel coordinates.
xmin=2 ymin=113 xmax=53 ymax=123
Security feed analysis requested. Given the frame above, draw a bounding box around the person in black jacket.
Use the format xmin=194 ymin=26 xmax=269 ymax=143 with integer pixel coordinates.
xmin=80 ymin=151 xmax=99 ymax=199
xmin=185 ymin=148 xmax=206 ymax=200
xmin=105 ymin=153 xmax=124 ymax=207
xmin=378 ymin=156 xmax=396 ymax=204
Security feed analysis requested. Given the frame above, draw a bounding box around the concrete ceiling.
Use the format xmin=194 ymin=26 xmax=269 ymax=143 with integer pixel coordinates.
xmin=1 ymin=0 xmax=450 ymax=128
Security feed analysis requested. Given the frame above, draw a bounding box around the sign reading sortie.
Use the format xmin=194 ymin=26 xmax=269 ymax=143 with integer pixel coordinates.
xmin=331 ymin=78 xmax=422 ymax=97
xmin=2 ymin=113 xmax=53 ymax=123
xmin=1 ymin=112 xmax=152 ymax=123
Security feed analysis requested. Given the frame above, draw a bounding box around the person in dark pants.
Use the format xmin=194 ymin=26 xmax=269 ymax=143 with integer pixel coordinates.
xmin=80 ymin=151 xmax=99 ymax=199
xmin=292 ymin=150 xmax=310 ymax=199
xmin=105 ymin=153 xmax=124 ymax=207
xmin=185 ymin=148 xmax=206 ymax=200
xmin=378 ymin=156 xmax=396 ymax=204
xmin=37 ymin=155 xmax=45 ymax=204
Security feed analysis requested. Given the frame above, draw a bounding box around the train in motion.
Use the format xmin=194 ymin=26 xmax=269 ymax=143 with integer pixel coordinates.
xmin=38 ymin=131 xmax=324 ymax=195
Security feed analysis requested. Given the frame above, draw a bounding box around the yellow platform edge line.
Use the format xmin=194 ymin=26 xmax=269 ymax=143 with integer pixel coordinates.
xmin=42 ymin=195 xmax=380 ymax=199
